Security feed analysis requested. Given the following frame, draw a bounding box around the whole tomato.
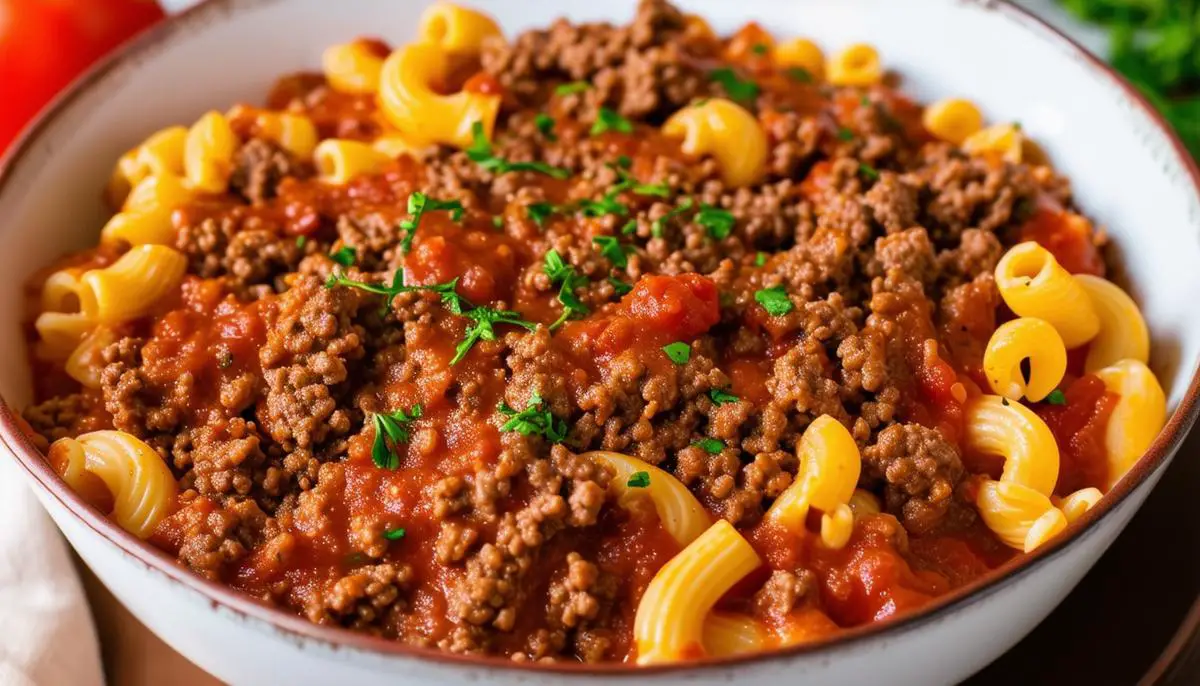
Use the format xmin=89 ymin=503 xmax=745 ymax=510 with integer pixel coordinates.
xmin=0 ymin=0 xmax=165 ymax=154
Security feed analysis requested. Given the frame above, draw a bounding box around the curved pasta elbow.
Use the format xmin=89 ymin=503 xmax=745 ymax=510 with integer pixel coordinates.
xmin=663 ymin=98 xmax=767 ymax=188
xmin=184 ymin=110 xmax=238 ymax=193
xmin=418 ymin=3 xmax=503 ymax=54
xmin=378 ymin=42 xmax=501 ymax=150
xmin=1095 ymin=359 xmax=1166 ymax=488
xmin=101 ymin=173 xmax=195 ymax=246
xmin=50 ymin=430 xmax=177 ymax=539
xmin=827 ymin=43 xmax=882 ymax=86
xmin=764 ymin=415 xmax=861 ymax=549
xmin=634 ymin=520 xmax=761 ymax=665
xmin=79 ymin=245 xmax=188 ymax=325
xmin=65 ymin=327 xmax=118 ymax=389
xmin=1075 ymin=274 xmax=1150 ymax=373
xmin=322 ymin=39 xmax=386 ymax=94
xmin=994 ymin=241 xmax=1100 ymax=348
xmin=774 ymin=38 xmax=825 ymax=81
xmin=922 ymin=98 xmax=983 ymax=145
xmin=962 ymin=123 xmax=1025 ymax=164
xmin=703 ymin=613 xmax=768 ymax=658
xmin=314 ymin=139 xmax=392 ymax=184
xmin=107 ymin=125 xmax=189 ymax=206
xmin=584 ymin=450 xmax=710 ymax=548
xmin=976 ymin=480 xmax=1067 ymax=553
xmin=964 ymin=395 xmax=1060 ymax=497
xmin=983 ymin=317 xmax=1067 ymax=402
xmin=1056 ymin=487 xmax=1102 ymax=524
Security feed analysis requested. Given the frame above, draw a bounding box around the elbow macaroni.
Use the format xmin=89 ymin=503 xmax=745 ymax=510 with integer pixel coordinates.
xmin=703 ymin=613 xmax=768 ymax=658
xmin=982 ymin=317 xmax=1067 ymax=402
xmin=78 ymin=245 xmax=188 ymax=325
xmin=322 ymin=39 xmax=387 ymax=94
xmin=107 ymin=125 xmax=188 ymax=206
xmin=65 ymin=327 xmax=118 ymax=389
xmin=922 ymin=98 xmax=984 ymax=146
xmin=764 ymin=415 xmax=861 ymax=549
xmin=417 ymin=3 xmax=503 ymax=54
xmin=314 ymin=139 xmax=392 ymax=184
xmin=1095 ymin=359 xmax=1166 ymax=488
xmin=634 ymin=519 xmax=761 ymax=665
xmin=378 ymin=41 xmax=501 ymax=150
xmin=827 ymin=43 xmax=882 ymax=86
xmin=774 ymin=38 xmax=825 ymax=80
xmin=1056 ymin=487 xmax=1103 ymax=524
xmin=229 ymin=106 xmax=319 ymax=160
xmin=1076 ymin=274 xmax=1150 ymax=373
xmin=184 ymin=111 xmax=238 ymax=194
xmin=585 ymin=451 xmax=710 ymax=548
xmin=50 ymin=430 xmax=177 ymax=539
xmin=994 ymin=241 xmax=1101 ymax=348
xmin=976 ymin=480 xmax=1067 ymax=553
xmin=662 ymin=98 xmax=767 ymax=188
xmin=101 ymin=173 xmax=195 ymax=246
xmin=962 ymin=123 xmax=1025 ymax=164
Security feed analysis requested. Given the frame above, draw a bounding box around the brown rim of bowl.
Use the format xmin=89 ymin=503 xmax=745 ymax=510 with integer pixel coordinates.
xmin=2 ymin=0 xmax=1199 ymax=677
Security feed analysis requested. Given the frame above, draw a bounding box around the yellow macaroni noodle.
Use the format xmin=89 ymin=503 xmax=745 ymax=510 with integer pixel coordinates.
xmin=101 ymin=173 xmax=195 ymax=246
xmin=994 ymin=241 xmax=1101 ymax=348
xmin=922 ymin=98 xmax=983 ymax=145
xmin=585 ymin=450 xmax=710 ymax=548
xmin=1095 ymin=359 xmax=1166 ymax=488
xmin=417 ymin=2 xmax=503 ymax=54
xmin=184 ymin=110 xmax=238 ymax=193
xmin=78 ymin=245 xmax=188 ymax=325
xmin=827 ymin=43 xmax=882 ymax=86
xmin=764 ymin=415 xmax=861 ymax=549
xmin=314 ymin=139 xmax=393 ymax=184
xmin=322 ymin=39 xmax=386 ymax=94
xmin=774 ymin=38 xmax=825 ymax=80
xmin=1076 ymin=274 xmax=1150 ymax=373
xmin=983 ymin=317 xmax=1067 ymax=402
xmin=662 ymin=98 xmax=767 ymax=188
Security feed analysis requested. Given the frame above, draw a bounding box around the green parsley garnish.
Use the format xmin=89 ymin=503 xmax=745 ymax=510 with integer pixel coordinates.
xmin=544 ymin=250 xmax=589 ymax=329
xmin=616 ymin=155 xmax=632 ymax=169
xmin=577 ymin=192 xmax=628 ymax=219
xmin=371 ymin=404 xmax=423 ymax=469
xmin=383 ymin=527 xmax=407 ymax=541
xmin=607 ymin=276 xmax=633 ymax=296
xmin=709 ymin=67 xmax=760 ymax=104
xmin=751 ymin=43 xmax=770 ymax=55
xmin=708 ymin=388 xmax=739 ymax=405
xmin=535 ymin=113 xmax=557 ymax=141
xmin=1045 ymin=389 xmax=1067 ymax=406
xmin=325 ymin=271 xmax=467 ymax=315
xmin=662 ymin=341 xmax=691 ymax=364
xmin=591 ymin=107 xmax=634 ymax=136
xmin=754 ymin=252 xmax=767 ymax=267
xmin=466 ymin=121 xmax=570 ymax=179
xmin=452 ymin=306 xmax=537 ymax=365
xmin=527 ymin=202 xmax=558 ymax=228
xmin=837 ymin=127 xmax=855 ymax=141
xmin=492 ymin=215 xmax=505 ymax=229
xmin=497 ymin=392 xmax=567 ymax=443
xmin=755 ymin=285 xmax=794 ymax=316
xmin=651 ymin=197 xmax=695 ymax=237
xmin=609 ymin=165 xmax=671 ymax=198
xmin=555 ymin=81 xmax=591 ymax=96
xmin=620 ymin=219 xmax=638 ymax=236
xmin=694 ymin=438 xmax=724 ymax=454
xmin=695 ymin=205 xmax=735 ymax=240
xmin=399 ymin=192 xmax=464 ymax=254
xmin=785 ymin=67 xmax=813 ymax=83
xmin=593 ymin=236 xmax=632 ymax=269
xmin=858 ymin=162 xmax=881 ymax=181
xmin=295 ymin=235 xmax=308 ymax=248
xmin=329 ymin=246 xmax=356 ymax=267
xmin=627 ymin=471 xmax=651 ymax=488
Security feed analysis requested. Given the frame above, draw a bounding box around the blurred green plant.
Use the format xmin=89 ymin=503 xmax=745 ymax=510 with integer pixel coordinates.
xmin=1058 ymin=0 xmax=1200 ymax=156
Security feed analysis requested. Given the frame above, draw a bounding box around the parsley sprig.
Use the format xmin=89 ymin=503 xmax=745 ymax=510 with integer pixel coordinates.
xmin=591 ymin=107 xmax=634 ymax=136
xmin=544 ymin=250 xmax=589 ymax=330
xmin=371 ymin=404 xmax=423 ymax=469
xmin=627 ymin=471 xmax=651 ymax=488
xmin=652 ymin=198 xmax=695 ymax=237
xmin=466 ymin=122 xmax=570 ymax=179
xmin=709 ymin=67 xmax=760 ymax=104
xmin=498 ymin=392 xmax=567 ymax=442
xmin=695 ymin=205 xmax=735 ymax=240
xmin=755 ymin=285 xmax=794 ymax=316
xmin=593 ymin=236 xmax=633 ymax=269
xmin=325 ymin=271 xmax=468 ymax=315
xmin=399 ymin=192 xmax=464 ymax=254
xmin=453 ymin=306 xmax=537 ymax=365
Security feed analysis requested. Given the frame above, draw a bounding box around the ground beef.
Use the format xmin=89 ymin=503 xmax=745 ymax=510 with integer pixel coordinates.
xmin=229 ymin=138 xmax=304 ymax=204
xmin=172 ymin=496 xmax=277 ymax=581
xmin=175 ymin=215 xmax=305 ymax=300
xmin=99 ymin=337 xmax=191 ymax=440
xmin=306 ymin=563 xmax=414 ymax=632
xmin=861 ymin=423 xmax=965 ymax=534
xmin=752 ymin=569 xmax=818 ymax=620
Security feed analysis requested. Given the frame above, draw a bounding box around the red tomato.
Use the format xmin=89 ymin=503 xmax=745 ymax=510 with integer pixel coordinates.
xmin=0 ymin=0 xmax=165 ymax=154
xmin=623 ymin=273 xmax=720 ymax=340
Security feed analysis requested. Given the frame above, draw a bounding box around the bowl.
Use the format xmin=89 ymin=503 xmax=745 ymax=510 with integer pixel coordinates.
xmin=2 ymin=0 xmax=1199 ymax=684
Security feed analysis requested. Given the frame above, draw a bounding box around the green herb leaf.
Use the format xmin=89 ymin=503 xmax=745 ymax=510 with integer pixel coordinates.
xmin=466 ymin=121 xmax=570 ymax=179
xmin=577 ymin=193 xmax=628 ymax=219
xmin=527 ymin=202 xmax=558 ymax=228
xmin=607 ymin=276 xmax=633 ymax=296
xmin=544 ymin=250 xmax=590 ymax=329
xmin=709 ymin=67 xmax=760 ymax=104
xmin=593 ymin=236 xmax=632 ymax=269
xmin=755 ymin=285 xmax=794 ymax=316
xmin=452 ymin=306 xmax=537 ymax=365
xmin=858 ymin=162 xmax=880 ymax=181
xmin=708 ymin=388 xmax=739 ymax=405
xmin=627 ymin=471 xmax=651 ymax=488
xmin=591 ymin=107 xmax=634 ymax=136
xmin=616 ymin=155 xmax=632 ymax=169
xmin=1045 ymin=389 xmax=1067 ymax=406
xmin=754 ymin=251 xmax=767 ymax=267
xmin=295 ymin=235 xmax=308 ymax=248
xmin=555 ymin=81 xmax=591 ymax=96
xmin=694 ymin=438 xmax=724 ymax=454
xmin=620 ymin=219 xmax=638 ymax=236
xmin=325 ymin=271 xmax=468 ymax=316
xmin=492 ymin=215 xmax=505 ymax=229
xmin=497 ymin=392 xmax=567 ymax=443
xmin=651 ymin=197 xmax=695 ymax=237
xmin=398 ymin=191 xmax=464 ymax=254
xmin=785 ymin=67 xmax=813 ymax=83
xmin=383 ymin=527 xmax=407 ymax=541
xmin=695 ymin=205 xmax=735 ymax=240
xmin=371 ymin=404 xmax=423 ymax=469
xmin=329 ymin=246 xmax=356 ymax=267
xmin=837 ymin=127 xmax=855 ymax=141
xmin=662 ymin=341 xmax=691 ymax=364
xmin=535 ymin=113 xmax=557 ymax=141
xmin=751 ymin=42 xmax=770 ymax=55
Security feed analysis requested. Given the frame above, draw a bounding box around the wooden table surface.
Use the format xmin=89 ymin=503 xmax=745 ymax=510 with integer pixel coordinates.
xmin=84 ymin=427 xmax=1200 ymax=685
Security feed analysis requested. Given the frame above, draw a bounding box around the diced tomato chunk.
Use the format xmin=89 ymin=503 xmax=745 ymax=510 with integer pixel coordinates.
xmin=623 ymin=274 xmax=720 ymax=340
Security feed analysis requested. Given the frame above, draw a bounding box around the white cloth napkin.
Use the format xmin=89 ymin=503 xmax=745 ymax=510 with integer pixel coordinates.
xmin=0 ymin=460 xmax=104 ymax=686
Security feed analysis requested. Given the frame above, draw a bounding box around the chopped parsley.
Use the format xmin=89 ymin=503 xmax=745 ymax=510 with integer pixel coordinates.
xmin=591 ymin=107 xmax=634 ymax=136
xmin=858 ymin=162 xmax=881 ymax=181
xmin=785 ymin=67 xmax=813 ymax=83
xmin=837 ymin=127 xmax=856 ymax=141
xmin=466 ymin=121 xmax=570 ymax=179
xmin=325 ymin=271 xmax=468 ymax=315
xmin=383 ymin=527 xmax=407 ymax=541
xmin=755 ymin=285 xmax=794 ymax=316
xmin=708 ymin=67 xmax=760 ymax=104
xmin=452 ymin=306 xmax=537 ymax=364
xmin=754 ymin=251 xmax=767 ymax=267
xmin=498 ymin=392 xmax=567 ymax=443
xmin=708 ymin=388 xmax=740 ymax=405
xmin=1045 ymin=389 xmax=1067 ymax=406
xmin=371 ymin=404 xmax=423 ymax=469
xmin=750 ymin=42 xmax=770 ymax=55
xmin=526 ymin=202 xmax=558 ymax=228
xmin=544 ymin=250 xmax=589 ymax=329
xmin=695 ymin=205 xmax=735 ymax=240
xmin=555 ymin=81 xmax=591 ymax=96
xmin=651 ymin=197 xmax=695 ymax=237
xmin=492 ymin=215 xmax=505 ymax=229
xmin=620 ymin=219 xmax=638 ymax=236
xmin=627 ymin=471 xmax=651 ymax=488
xmin=593 ymin=235 xmax=632 ymax=269
xmin=399 ymin=192 xmax=464 ymax=254
xmin=694 ymin=438 xmax=724 ymax=454
xmin=577 ymin=192 xmax=628 ymax=219
xmin=611 ymin=166 xmax=671 ymax=198
xmin=295 ymin=235 xmax=308 ymax=248
xmin=607 ymin=276 xmax=633 ymax=296
xmin=662 ymin=341 xmax=691 ymax=364
xmin=535 ymin=113 xmax=557 ymax=141
xmin=615 ymin=155 xmax=632 ymax=169
xmin=329 ymin=246 xmax=356 ymax=267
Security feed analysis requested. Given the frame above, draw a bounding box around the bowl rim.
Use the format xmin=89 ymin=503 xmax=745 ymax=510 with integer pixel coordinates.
xmin=2 ymin=0 xmax=1199 ymax=677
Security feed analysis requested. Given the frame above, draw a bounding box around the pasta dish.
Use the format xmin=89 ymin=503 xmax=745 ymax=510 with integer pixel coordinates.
xmin=20 ymin=0 xmax=1166 ymax=665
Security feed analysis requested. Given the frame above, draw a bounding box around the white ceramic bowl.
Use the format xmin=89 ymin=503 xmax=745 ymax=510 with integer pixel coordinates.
xmin=2 ymin=1 xmax=1199 ymax=684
